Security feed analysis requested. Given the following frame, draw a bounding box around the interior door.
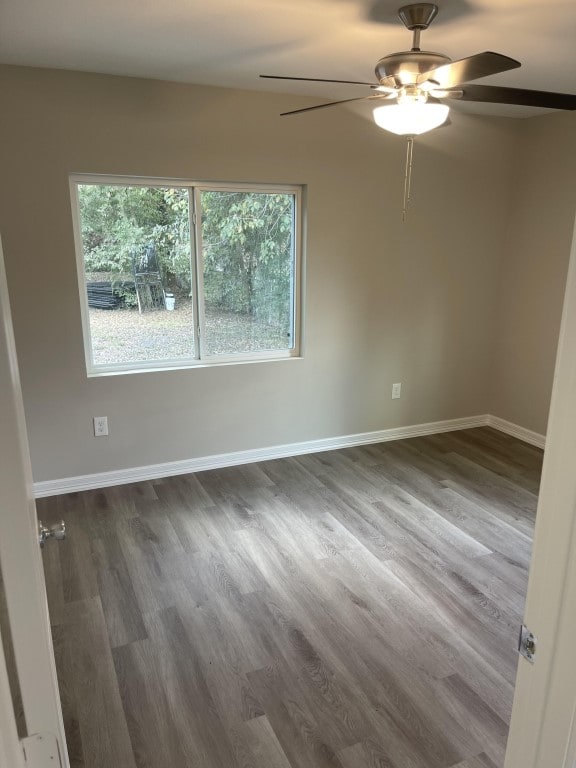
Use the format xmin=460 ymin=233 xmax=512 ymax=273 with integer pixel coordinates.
xmin=504 ymin=214 xmax=576 ymax=768
xmin=0 ymin=234 xmax=68 ymax=765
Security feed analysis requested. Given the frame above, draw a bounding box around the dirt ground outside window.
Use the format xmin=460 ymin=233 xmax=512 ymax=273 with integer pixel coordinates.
xmin=88 ymin=302 xmax=289 ymax=366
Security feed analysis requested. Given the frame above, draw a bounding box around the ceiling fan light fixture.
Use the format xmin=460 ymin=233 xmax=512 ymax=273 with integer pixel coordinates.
xmin=373 ymin=101 xmax=449 ymax=135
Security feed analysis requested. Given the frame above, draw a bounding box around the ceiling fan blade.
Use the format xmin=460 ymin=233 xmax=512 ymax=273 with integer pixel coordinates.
xmin=449 ymin=84 xmax=576 ymax=110
xmin=418 ymin=52 xmax=520 ymax=88
xmin=430 ymin=89 xmax=463 ymax=100
xmin=280 ymin=94 xmax=388 ymax=117
xmin=260 ymin=74 xmax=376 ymax=87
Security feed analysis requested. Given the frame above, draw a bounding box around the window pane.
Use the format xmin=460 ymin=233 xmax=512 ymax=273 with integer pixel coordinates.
xmin=77 ymin=184 xmax=194 ymax=367
xmin=200 ymin=191 xmax=295 ymax=356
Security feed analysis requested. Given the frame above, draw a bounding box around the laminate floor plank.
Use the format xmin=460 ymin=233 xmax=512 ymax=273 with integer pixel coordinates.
xmin=176 ymin=567 xmax=274 ymax=673
xmin=438 ymin=427 xmax=543 ymax=474
xmin=307 ymin=489 xmax=400 ymax=562
xmin=385 ymin=557 xmax=518 ymax=686
xmin=450 ymin=753 xmax=499 ymax=768
xmin=245 ymin=592 xmax=371 ymax=752
xmin=243 ymin=715 xmax=293 ymax=768
xmin=432 ymin=674 xmax=509 ymax=767
xmin=438 ymin=491 xmax=533 ymax=571
xmin=338 ymin=740 xmax=397 ymax=768
xmin=244 ymin=561 xmax=477 ymax=767
xmin=375 ymin=441 xmax=537 ymax=536
xmin=60 ymin=597 xmax=137 ymax=768
xmin=442 ymin=453 xmax=538 ymax=520
xmin=112 ymin=635 xmax=205 ymax=768
xmin=151 ymin=605 xmax=241 ymax=768
xmin=91 ymin=534 xmax=148 ymax=648
xmin=369 ymin=443 xmax=522 ymax=526
xmin=51 ymin=494 xmax=100 ymax=603
xmin=247 ymin=662 xmax=348 ymax=768
xmin=41 ymin=427 xmax=542 ymax=768
xmin=320 ymin=553 xmax=460 ymax=679
xmin=431 ymin=431 xmax=541 ymax=495
xmin=113 ymin=514 xmax=191 ymax=615
xmin=51 ymin=623 xmax=85 ymax=768
xmin=475 ymin=551 xmax=529 ymax=596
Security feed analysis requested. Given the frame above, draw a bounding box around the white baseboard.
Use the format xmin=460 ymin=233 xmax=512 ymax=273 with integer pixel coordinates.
xmin=33 ymin=413 xmax=545 ymax=498
xmin=33 ymin=414 xmax=485 ymax=497
xmin=485 ymin=415 xmax=546 ymax=449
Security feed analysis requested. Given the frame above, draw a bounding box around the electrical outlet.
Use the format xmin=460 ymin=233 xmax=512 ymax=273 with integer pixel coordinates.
xmin=93 ymin=416 xmax=108 ymax=437
xmin=392 ymin=382 xmax=402 ymax=399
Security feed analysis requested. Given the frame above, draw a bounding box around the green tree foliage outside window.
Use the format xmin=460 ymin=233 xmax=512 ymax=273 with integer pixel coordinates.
xmin=78 ymin=184 xmax=191 ymax=292
xmin=201 ymin=190 xmax=293 ymax=330
xmin=78 ymin=184 xmax=294 ymax=328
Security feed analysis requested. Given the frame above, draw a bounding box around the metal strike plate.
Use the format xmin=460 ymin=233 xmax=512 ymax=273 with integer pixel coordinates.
xmin=518 ymin=623 xmax=537 ymax=663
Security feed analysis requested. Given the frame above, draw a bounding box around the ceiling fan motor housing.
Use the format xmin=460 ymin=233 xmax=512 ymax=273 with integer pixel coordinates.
xmin=375 ymin=51 xmax=450 ymax=85
xmin=398 ymin=3 xmax=439 ymax=30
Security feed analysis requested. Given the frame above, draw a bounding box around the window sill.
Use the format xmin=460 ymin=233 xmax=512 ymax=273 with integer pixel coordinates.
xmin=86 ymin=352 xmax=303 ymax=378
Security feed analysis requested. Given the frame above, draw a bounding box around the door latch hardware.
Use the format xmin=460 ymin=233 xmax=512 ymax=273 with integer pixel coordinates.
xmin=518 ymin=623 xmax=537 ymax=663
xmin=38 ymin=520 xmax=66 ymax=548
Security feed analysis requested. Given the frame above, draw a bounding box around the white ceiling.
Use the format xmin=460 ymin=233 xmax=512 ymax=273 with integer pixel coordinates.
xmin=1 ymin=0 xmax=575 ymax=118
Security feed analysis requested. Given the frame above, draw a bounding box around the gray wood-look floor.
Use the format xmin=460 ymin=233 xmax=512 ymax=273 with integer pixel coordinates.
xmin=38 ymin=427 xmax=542 ymax=768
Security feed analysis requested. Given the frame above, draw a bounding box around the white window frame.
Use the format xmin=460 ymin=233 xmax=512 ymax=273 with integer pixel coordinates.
xmin=70 ymin=174 xmax=303 ymax=376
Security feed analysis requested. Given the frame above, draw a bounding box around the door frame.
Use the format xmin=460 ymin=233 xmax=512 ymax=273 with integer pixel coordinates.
xmin=0 ymin=235 xmax=68 ymax=764
xmin=2 ymin=213 xmax=576 ymax=765
xmin=504 ymin=212 xmax=576 ymax=767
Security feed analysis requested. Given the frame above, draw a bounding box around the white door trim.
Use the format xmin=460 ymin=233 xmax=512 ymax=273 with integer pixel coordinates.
xmin=0 ymin=236 xmax=68 ymax=764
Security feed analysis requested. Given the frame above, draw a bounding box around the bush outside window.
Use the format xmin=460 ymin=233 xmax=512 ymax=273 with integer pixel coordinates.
xmin=71 ymin=176 xmax=302 ymax=374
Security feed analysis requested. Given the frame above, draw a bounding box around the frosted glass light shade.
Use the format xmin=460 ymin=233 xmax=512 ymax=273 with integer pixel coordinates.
xmin=373 ymin=102 xmax=449 ymax=136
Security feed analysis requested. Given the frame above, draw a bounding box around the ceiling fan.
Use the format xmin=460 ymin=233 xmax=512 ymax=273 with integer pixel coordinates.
xmin=260 ymin=2 xmax=576 ymax=136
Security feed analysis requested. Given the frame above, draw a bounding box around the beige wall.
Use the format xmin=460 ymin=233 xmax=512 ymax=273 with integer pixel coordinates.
xmin=489 ymin=112 xmax=576 ymax=435
xmin=0 ymin=65 xmax=518 ymax=482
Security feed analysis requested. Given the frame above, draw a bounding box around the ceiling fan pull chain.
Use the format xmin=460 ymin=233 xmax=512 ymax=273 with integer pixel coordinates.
xmin=403 ymin=135 xmax=415 ymax=221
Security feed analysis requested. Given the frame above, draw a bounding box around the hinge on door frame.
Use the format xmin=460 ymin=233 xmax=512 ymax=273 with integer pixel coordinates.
xmin=21 ymin=733 xmax=63 ymax=767
xmin=518 ymin=623 xmax=537 ymax=663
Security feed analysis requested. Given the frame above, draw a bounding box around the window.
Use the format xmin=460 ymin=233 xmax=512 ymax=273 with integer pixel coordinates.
xmin=70 ymin=176 xmax=302 ymax=375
